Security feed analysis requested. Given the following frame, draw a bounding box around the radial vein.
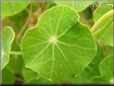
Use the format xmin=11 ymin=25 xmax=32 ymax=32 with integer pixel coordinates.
xmin=49 ymin=44 xmax=55 ymax=80
xmin=55 ymin=7 xmax=64 ymax=35
xmin=56 ymin=45 xmax=75 ymax=73
xmin=27 ymin=43 xmax=50 ymax=66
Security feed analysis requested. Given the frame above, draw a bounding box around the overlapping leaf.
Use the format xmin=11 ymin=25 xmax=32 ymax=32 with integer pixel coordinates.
xmin=71 ymin=44 xmax=104 ymax=84
xmin=54 ymin=0 xmax=95 ymax=12
xmin=22 ymin=6 xmax=97 ymax=82
xmin=91 ymin=46 xmax=113 ymax=84
xmin=2 ymin=27 xmax=15 ymax=69
xmin=2 ymin=0 xmax=29 ymax=19
xmin=91 ymin=54 xmax=113 ymax=84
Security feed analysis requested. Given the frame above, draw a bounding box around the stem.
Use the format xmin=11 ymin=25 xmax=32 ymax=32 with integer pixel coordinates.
xmin=93 ymin=19 xmax=112 ymax=36
xmin=91 ymin=10 xmax=113 ymax=32
xmin=10 ymin=51 xmax=22 ymax=55
xmin=16 ymin=2 xmax=32 ymax=45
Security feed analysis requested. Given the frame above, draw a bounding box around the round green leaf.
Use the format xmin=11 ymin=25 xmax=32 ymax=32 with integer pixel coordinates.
xmin=2 ymin=26 xmax=15 ymax=69
xmin=2 ymin=0 xmax=29 ymax=19
xmin=22 ymin=6 xmax=97 ymax=82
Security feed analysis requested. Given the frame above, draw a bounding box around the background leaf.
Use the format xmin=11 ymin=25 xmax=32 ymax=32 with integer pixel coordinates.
xmin=22 ymin=6 xmax=96 ymax=82
xmin=2 ymin=0 xmax=30 ymax=19
xmin=91 ymin=52 xmax=113 ymax=84
xmin=54 ymin=0 xmax=96 ymax=12
xmin=2 ymin=66 xmax=15 ymax=84
xmin=71 ymin=44 xmax=104 ymax=84
xmin=2 ymin=27 xmax=15 ymax=69
xmin=2 ymin=55 xmax=24 ymax=85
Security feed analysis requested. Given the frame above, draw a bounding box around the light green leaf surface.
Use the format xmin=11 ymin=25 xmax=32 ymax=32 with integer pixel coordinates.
xmin=99 ymin=0 xmax=114 ymax=4
xmin=54 ymin=0 xmax=95 ymax=12
xmin=2 ymin=0 xmax=29 ymax=19
xmin=93 ymin=5 xmax=113 ymax=46
xmin=2 ymin=27 xmax=15 ymax=69
xmin=71 ymin=44 xmax=104 ymax=84
xmin=93 ymin=4 xmax=113 ymax=22
xmin=22 ymin=6 xmax=96 ymax=82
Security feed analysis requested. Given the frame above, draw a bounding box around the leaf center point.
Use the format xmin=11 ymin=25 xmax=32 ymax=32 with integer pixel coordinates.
xmin=49 ymin=35 xmax=57 ymax=44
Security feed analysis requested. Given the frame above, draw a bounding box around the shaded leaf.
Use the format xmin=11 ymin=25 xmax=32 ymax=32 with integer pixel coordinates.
xmin=91 ymin=53 xmax=113 ymax=84
xmin=2 ymin=67 xmax=15 ymax=84
xmin=71 ymin=44 xmax=104 ymax=84
xmin=2 ymin=54 xmax=24 ymax=84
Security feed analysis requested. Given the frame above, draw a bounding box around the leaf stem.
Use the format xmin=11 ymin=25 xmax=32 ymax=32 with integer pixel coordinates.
xmin=16 ymin=2 xmax=32 ymax=46
xmin=91 ymin=10 xmax=113 ymax=33
xmin=93 ymin=19 xmax=112 ymax=36
xmin=10 ymin=51 xmax=22 ymax=55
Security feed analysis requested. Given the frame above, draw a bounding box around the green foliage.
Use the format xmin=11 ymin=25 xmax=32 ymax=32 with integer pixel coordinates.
xmin=93 ymin=4 xmax=113 ymax=46
xmin=71 ymin=44 xmax=104 ymax=84
xmin=22 ymin=6 xmax=97 ymax=82
xmin=55 ymin=0 xmax=95 ymax=12
xmin=2 ymin=55 xmax=24 ymax=84
xmin=91 ymin=46 xmax=113 ymax=84
xmin=92 ymin=55 xmax=113 ymax=84
xmin=1 ymin=1 xmax=113 ymax=85
xmin=2 ymin=27 xmax=15 ymax=69
xmin=2 ymin=0 xmax=29 ymax=19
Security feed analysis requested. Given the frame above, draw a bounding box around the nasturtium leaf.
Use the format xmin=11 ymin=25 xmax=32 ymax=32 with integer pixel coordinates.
xmin=2 ymin=27 xmax=15 ymax=69
xmin=93 ymin=4 xmax=113 ymax=46
xmin=71 ymin=44 xmax=104 ymax=84
xmin=22 ymin=6 xmax=97 ymax=82
xmin=54 ymin=0 xmax=95 ymax=12
xmin=91 ymin=55 xmax=113 ymax=84
xmin=2 ymin=0 xmax=29 ymax=19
